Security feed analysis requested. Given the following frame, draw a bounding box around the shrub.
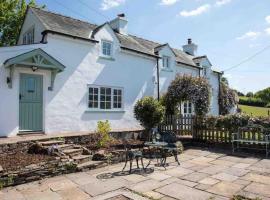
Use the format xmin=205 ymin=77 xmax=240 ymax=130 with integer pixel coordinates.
xmin=239 ymin=97 xmax=267 ymax=107
xmin=96 ymin=120 xmax=111 ymax=148
xmin=134 ymin=96 xmax=165 ymax=139
xmin=166 ymin=75 xmax=211 ymax=116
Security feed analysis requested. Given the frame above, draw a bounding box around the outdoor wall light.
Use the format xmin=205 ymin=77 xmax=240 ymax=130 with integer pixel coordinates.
xmin=6 ymin=77 xmax=11 ymax=84
xmin=32 ymin=66 xmax=38 ymax=72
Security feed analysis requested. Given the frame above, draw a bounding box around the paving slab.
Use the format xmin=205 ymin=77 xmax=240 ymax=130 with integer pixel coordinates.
xmin=222 ymin=167 xmax=249 ymax=177
xmin=66 ymin=172 xmax=96 ymax=185
xmin=128 ymin=179 xmax=166 ymax=193
xmin=90 ymin=189 xmax=148 ymax=200
xmin=46 ymin=178 xmax=78 ymax=192
xmin=210 ymin=159 xmax=235 ymax=167
xmin=143 ymin=191 xmax=165 ymax=199
xmin=147 ymin=172 xmax=171 ymax=181
xmin=0 ymin=189 xmax=26 ymax=200
xmin=156 ymin=182 xmax=214 ymax=200
xmin=176 ymin=178 xmax=198 ymax=187
xmin=232 ymin=163 xmax=251 ymax=169
xmin=57 ymin=187 xmax=91 ymax=200
xmin=191 ymin=156 xmax=216 ymax=163
xmin=206 ymin=181 xmax=243 ymax=197
xmin=244 ymin=182 xmax=270 ymax=198
xmin=211 ymin=173 xmax=238 ymax=182
xmin=233 ymin=179 xmax=251 ymax=186
xmin=121 ymin=173 xmax=149 ymax=183
xmin=199 ymin=165 xmax=228 ymax=175
xmin=199 ymin=177 xmax=220 ymax=185
xmin=195 ymin=183 xmax=212 ymax=191
xmin=218 ymin=156 xmax=244 ymax=163
xmin=242 ymin=173 xmax=270 ymax=185
xmin=181 ymin=172 xmax=210 ymax=182
xmin=164 ymin=166 xmax=194 ymax=177
xmin=21 ymin=189 xmax=63 ymax=200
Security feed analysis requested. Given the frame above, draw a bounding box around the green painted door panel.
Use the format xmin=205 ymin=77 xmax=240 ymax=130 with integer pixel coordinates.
xmin=19 ymin=74 xmax=43 ymax=131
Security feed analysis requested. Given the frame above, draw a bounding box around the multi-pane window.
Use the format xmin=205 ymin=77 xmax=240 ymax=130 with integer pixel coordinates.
xmin=23 ymin=28 xmax=34 ymax=45
xmin=88 ymin=85 xmax=123 ymax=110
xmin=100 ymin=87 xmax=111 ymax=109
xmin=88 ymin=87 xmax=99 ymax=108
xmin=102 ymin=41 xmax=112 ymax=57
xmin=181 ymin=101 xmax=193 ymax=116
xmin=162 ymin=56 xmax=170 ymax=68
xmin=113 ymin=89 xmax=122 ymax=109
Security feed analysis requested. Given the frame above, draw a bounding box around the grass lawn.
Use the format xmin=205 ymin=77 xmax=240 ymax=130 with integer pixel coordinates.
xmin=239 ymin=104 xmax=270 ymax=117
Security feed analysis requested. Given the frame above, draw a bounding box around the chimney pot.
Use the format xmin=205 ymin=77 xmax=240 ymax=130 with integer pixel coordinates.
xmin=118 ymin=13 xmax=125 ymax=18
xmin=188 ymin=38 xmax=192 ymax=44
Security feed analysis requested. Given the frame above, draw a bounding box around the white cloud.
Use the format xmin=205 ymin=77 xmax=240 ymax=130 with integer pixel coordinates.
xmin=236 ymin=31 xmax=261 ymax=40
xmin=101 ymin=0 xmax=125 ymax=10
xmin=266 ymin=15 xmax=270 ymax=24
xmin=215 ymin=0 xmax=232 ymax=7
xmin=160 ymin=0 xmax=179 ymax=6
xmin=265 ymin=27 xmax=270 ymax=35
xmin=179 ymin=4 xmax=211 ymax=17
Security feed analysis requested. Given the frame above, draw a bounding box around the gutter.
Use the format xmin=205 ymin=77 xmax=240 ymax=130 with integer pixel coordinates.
xmin=120 ymin=46 xmax=161 ymax=59
xmin=41 ymin=30 xmax=99 ymax=43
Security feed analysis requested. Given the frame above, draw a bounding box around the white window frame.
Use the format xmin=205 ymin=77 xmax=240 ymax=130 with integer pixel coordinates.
xmin=87 ymin=84 xmax=124 ymax=112
xmin=181 ymin=101 xmax=194 ymax=116
xmin=101 ymin=40 xmax=113 ymax=58
xmin=23 ymin=27 xmax=35 ymax=45
xmin=162 ymin=56 xmax=170 ymax=69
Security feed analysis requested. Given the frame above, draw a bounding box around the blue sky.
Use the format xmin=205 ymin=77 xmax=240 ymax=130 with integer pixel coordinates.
xmin=35 ymin=0 xmax=270 ymax=94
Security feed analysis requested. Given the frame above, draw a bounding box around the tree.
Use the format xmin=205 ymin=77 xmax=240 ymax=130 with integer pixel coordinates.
xmin=134 ymin=97 xmax=165 ymax=140
xmin=255 ymin=87 xmax=270 ymax=103
xmin=246 ymin=92 xmax=254 ymax=98
xmin=0 ymin=0 xmax=45 ymax=46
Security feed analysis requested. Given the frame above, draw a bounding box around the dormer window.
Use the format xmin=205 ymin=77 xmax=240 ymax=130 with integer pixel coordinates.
xmin=101 ymin=40 xmax=113 ymax=57
xmin=162 ymin=56 xmax=170 ymax=69
xmin=23 ymin=27 xmax=35 ymax=45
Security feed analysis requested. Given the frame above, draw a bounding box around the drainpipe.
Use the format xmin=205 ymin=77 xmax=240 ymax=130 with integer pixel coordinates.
xmin=218 ymin=71 xmax=224 ymax=115
xmin=156 ymin=57 xmax=160 ymax=100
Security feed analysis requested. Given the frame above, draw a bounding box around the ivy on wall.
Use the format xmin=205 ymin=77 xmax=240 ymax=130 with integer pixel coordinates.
xmin=219 ymin=82 xmax=238 ymax=115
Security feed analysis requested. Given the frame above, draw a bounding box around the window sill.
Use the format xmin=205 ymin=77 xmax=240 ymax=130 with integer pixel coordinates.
xmin=99 ymin=56 xmax=115 ymax=61
xmin=85 ymin=110 xmax=125 ymax=113
xmin=161 ymin=68 xmax=173 ymax=72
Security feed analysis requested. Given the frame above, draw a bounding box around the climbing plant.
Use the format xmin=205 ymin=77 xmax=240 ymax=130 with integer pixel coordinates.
xmin=165 ymin=75 xmax=211 ymax=116
xmin=219 ymin=81 xmax=238 ymax=115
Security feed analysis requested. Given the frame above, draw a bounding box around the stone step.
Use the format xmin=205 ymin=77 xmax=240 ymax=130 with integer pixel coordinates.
xmin=57 ymin=144 xmax=74 ymax=150
xmin=72 ymin=155 xmax=92 ymax=164
xmin=62 ymin=148 xmax=83 ymax=157
xmin=38 ymin=140 xmax=65 ymax=146
xmin=77 ymin=160 xmax=104 ymax=170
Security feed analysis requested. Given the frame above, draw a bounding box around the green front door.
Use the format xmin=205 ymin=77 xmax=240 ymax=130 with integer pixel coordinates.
xmin=19 ymin=74 xmax=43 ymax=132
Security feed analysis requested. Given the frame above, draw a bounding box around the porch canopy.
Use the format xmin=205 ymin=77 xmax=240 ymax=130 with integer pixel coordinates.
xmin=4 ymin=48 xmax=65 ymax=90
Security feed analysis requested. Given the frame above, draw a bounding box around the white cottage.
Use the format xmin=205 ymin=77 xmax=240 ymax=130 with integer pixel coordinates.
xmin=0 ymin=7 xmax=222 ymax=137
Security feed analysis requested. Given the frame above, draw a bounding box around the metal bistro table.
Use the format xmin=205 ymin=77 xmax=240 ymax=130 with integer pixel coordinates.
xmin=144 ymin=141 xmax=168 ymax=168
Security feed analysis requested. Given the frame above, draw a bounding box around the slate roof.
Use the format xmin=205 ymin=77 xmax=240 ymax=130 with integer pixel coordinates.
xmin=30 ymin=7 xmax=200 ymax=67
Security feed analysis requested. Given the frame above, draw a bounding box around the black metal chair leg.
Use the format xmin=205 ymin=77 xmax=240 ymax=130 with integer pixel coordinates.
xmin=122 ymin=160 xmax=128 ymax=171
xmin=141 ymin=157 xmax=145 ymax=170
xmin=129 ymin=159 xmax=133 ymax=173
xmin=136 ymin=158 xmax=139 ymax=169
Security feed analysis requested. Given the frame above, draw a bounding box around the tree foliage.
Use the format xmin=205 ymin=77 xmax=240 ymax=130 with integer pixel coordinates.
xmin=165 ymin=75 xmax=211 ymax=116
xmin=219 ymin=82 xmax=238 ymax=115
xmin=0 ymin=0 xmax=44 ymax=46
xmin=255 ymin=87 xmax=270 ymax=103
xmin=134 ymin=96 xmax=165 ymax=132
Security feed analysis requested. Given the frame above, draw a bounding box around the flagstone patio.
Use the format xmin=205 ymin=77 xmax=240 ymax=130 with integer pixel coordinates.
xmin=1 ymin=148 xmax=270 ymax=200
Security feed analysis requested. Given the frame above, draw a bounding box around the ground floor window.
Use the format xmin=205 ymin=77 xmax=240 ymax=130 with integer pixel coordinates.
xmin=180 ymin=101 xmax=194 ymax=116
xmin=88 ymin=85 xmax=123 ymax=111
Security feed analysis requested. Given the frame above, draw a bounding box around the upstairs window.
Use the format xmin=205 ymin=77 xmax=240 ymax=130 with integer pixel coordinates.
xmin=88 ymin=85 xmax=123 ymax=111
xmin=101 ymin=40 xmax=113 ymax=57
xmin=162 ymin=56 xmax=170 ymax=69
xmin=23 ymin=28 xmax=35 ymax=45
xmin=181 ymin=101 xmax=194 ymax=116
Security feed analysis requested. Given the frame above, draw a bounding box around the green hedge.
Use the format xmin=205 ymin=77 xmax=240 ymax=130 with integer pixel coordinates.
xmin=239 ymin=97 xmax=267 ymax=107
xmin=195 ymin=114 xmax=270 ymax=130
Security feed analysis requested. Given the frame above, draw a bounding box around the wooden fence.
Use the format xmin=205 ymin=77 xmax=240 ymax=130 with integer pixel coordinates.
xmin=159 ymin=115 xmax=232 ymax=144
